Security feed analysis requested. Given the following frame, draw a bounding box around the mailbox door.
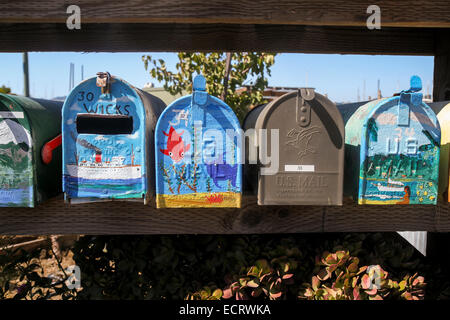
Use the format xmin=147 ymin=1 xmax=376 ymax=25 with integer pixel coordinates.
xmin=155 ymin=75 xmax=242 ymax=208
xmin=344 ymin=99 xmax=383 ymax=199
xmin=255 ymin=90 xmax=344 ymax=205
xmin=0 ymin=94 xmax=34 ymax=207
xmin=437 ymin=102 xmax=450 ymax=201
xmin=62 ymin=77 xmax=148 ymax=202
xmin=359 ymin=97 xmax=440 ymax=204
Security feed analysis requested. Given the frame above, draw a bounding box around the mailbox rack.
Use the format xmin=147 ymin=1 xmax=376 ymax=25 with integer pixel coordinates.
xmin=1 ymin=1 xmax=450 ymax=235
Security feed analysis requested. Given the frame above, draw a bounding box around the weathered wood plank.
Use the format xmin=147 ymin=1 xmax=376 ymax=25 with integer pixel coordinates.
xmin=2 ymin=0 xmax=450 ymax=28
xmin=325 ymin=199 xmax=437 ymax=232
xmin=0 ymin=196 xmax=323 ymax=235
xmin=0 ymin=195 xmax=447 ymax=235
xmin=0 ymin=23 xmax=436 ymax=54
xmin=433 ymin=30 xmax=450 ymax=101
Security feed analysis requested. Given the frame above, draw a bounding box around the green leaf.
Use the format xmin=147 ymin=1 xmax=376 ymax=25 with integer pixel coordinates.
xmin=212 ymin=289 xmax=222 ymax=299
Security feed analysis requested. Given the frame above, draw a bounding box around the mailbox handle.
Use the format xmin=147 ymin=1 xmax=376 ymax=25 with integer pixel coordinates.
xmin=41 ymin=134 xmax=62 ymax=165
xmin=297 ymin=89 xmax=315 ymax=127
xmin=397 ymin=75 xmax=423 ymax=126
xmin=96 ymin=71 xmax=111 ymax=95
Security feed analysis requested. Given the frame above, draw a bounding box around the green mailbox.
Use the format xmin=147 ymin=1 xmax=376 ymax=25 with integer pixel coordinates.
xmin=0 ymin=94 xmax=62 ymax=207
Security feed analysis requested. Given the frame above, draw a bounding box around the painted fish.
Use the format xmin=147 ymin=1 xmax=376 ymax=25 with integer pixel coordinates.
xmin=160 ymin=126 xmax=191 ymax=163
xmin=205 ymin=153 xmax=238 ymax=188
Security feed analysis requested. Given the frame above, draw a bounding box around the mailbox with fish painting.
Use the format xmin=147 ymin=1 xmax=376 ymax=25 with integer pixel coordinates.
xmin=243 ymin=89 xmax=345 ymax=205
xmin=344 ymin=76 xmax=440 ymax=205
xmin=155 ymin=75 xmax=242 ymax=208
xmin=0 ymin=94 xmax=62 ymax=207
xmin=62 ymin=73 xmax=166 ymax=204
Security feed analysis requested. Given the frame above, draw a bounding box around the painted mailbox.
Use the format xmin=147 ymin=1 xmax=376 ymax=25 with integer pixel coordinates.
xmin=243 ymin=89 xmax=345 ymax=205
xmin=0 ymin=94 xmax=62 ymax=207
xmin=437 ymin=102 xmax=450 ymax=201
xmin=155 ymin=75 xmax=242 ymax=208
xmin=62 ymin=73 xmax=166 ymax=203
xmin=344 ymin=76 xmax=440 ymax=205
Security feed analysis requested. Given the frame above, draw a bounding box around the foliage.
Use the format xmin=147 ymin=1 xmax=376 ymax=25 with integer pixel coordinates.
xmin=142 ymin=52 xmax=277 ymax=121
xmin=0 ymin=85 xmax=11 ymax=94
xmin=3 ymin=233 xmax=450 ymax=300
xmin=186 ymin=248 xmax=425 ymax=301
xmin=221 ymin=257 xmax=296 ymax=300
xmin=301 ymin=251 xmax=425 ymax=300
xmin=0 ymin=236 xmax=76 ymax=300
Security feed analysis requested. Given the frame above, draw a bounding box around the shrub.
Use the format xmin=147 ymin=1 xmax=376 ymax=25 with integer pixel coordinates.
xmin=301 ymin=251 xmax=425 ymax=300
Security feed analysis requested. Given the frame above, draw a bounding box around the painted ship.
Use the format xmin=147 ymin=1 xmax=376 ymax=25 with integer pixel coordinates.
xmin=375 ymin=178 xmax=405 ymax=192
xmin=373 ymin=166 xmax=405 ymax=192
xmin=66 ymin=154 xmax=142 ymax=180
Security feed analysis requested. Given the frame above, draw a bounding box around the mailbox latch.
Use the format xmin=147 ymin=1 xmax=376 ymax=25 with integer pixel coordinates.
xmin=397 ymin=75 xmax=423 ymax=126
xmin=296 ymin=88 xmax=315 ymax=127
xmin=193 ymin=75 xmax=207 ymax=106
xmin=96 ymin=71 xmax=112 ymax=96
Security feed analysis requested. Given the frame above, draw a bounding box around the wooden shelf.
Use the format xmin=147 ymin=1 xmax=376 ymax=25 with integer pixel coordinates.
xmin=3 ymin=1 xmax=450 ymax=27
xmin=1 ymin=1 xmax=450 ymax=236
xmin=0 ymin=196 xmax=448 ymax=235
xmin=0 ymin=23 xmax=439 ymax=54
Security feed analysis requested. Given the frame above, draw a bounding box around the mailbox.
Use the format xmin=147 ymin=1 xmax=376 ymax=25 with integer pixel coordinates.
xmin=344 ymin=76 xmax=440 ymax=205
xmin=62 ymin=72 xmax=166 ymax=204
xmin=155 ymin=75 xmax=242 ymax=208
xmin=437 ymin=102 xmax=450 ymax=201
xmin=0 ymin=94 xmax=62 ymax=207
xmin=243 ymin=89 xmax=345 ymax=205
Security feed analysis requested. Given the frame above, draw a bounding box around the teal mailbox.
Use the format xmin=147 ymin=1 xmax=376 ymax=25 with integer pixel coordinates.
xmin=344 ymin=76 xmax=441 ymax=205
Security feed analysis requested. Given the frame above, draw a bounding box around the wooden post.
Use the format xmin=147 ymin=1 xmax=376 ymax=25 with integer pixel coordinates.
xmin=22 ymin=52 xmax=30 ymax=97
xmin=433 ymin=30 xmax=450 ymax=102
xmin=428 ymin=30 xmax=450 ymax=258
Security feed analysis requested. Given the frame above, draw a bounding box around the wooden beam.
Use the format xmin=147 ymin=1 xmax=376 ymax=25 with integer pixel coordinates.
xmin=0 ymin=23 xmax=436 ymax=54
xmin=433 ymin=30 xmax=450 ymax=101
xmin=2 ymin=0 xmax=450 ymax=28
xmin=0 ymin=196 xmax=448 ymax=235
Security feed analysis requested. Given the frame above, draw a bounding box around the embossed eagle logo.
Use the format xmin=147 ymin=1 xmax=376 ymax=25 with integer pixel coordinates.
xmin=286 ymin=126 xmax=321 ymax=159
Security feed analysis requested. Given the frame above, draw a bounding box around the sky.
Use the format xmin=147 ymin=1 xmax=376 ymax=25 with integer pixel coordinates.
xmin=0 ymin=52 xmax=434 ymax=103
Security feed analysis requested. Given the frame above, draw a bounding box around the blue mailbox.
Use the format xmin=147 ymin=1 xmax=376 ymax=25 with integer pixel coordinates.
xmin=344 ymin=76 xmax=441 ymax=205
xmin=62 ymin=72 xmax=166 ymax=203
xmin=155 ymin=75 xmax=242 ymax=208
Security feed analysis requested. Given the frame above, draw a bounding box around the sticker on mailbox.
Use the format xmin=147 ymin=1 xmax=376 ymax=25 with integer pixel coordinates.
xmin=285 ymin=165 xmax=315 ymax=172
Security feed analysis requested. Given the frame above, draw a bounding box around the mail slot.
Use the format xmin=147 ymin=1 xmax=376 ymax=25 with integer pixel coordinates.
xmin=0 ymin=94 xmax=62 ymax=207
xmin=62 ymin=72 xmax=166 ymax=204
xmin=155 ymin=75 xmax=242 ymax=208
xmin=344 ymin=76 xmax=440 ymax=205
xmin=437 ymin=102 xmax=450 ymax=201
xmin=243 ymin=88 xmax=345 ymax=205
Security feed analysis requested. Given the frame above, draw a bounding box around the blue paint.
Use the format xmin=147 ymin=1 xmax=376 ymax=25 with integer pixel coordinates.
xmin=155 ymin=75 xmax=242 ymax=207
xmin=205 ymin=155 xmax=238 ymax=188
xmin=346 ymin=76 xmax=441 ymax=205
xmin=62 ymin=76 xmax=148 ymax=201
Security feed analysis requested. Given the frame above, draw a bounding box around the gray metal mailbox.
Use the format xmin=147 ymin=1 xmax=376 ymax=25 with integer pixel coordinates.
xmin=243 ymin=89 xmax=345 ymax=205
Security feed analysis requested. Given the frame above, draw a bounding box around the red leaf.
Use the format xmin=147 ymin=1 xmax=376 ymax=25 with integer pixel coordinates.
xmin=361 ymin=274 xmax=371 ymax=289
xmin=365 ymin=288 xmax=378 ymax=295
xmin=353 ymin=287 xmax=360 ymax=300
xmin=222 ymin=288 xmax=233 ymax=299
xmin=282 ymin=273 xmax=294 ymax=280
xmin=270 ymin=291 xmax=282 ymax=299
